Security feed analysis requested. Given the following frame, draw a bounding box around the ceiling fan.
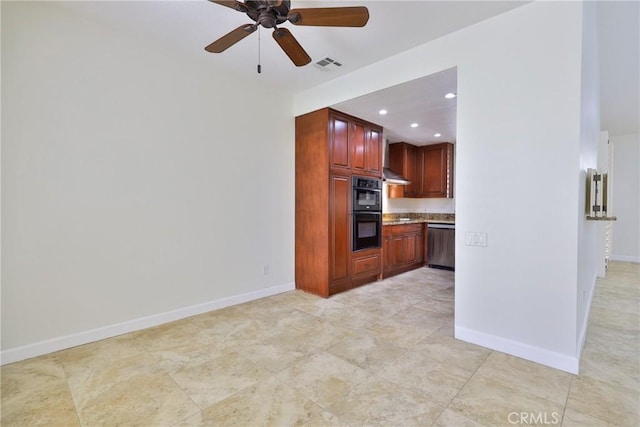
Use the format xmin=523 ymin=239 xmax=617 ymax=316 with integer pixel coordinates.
xmin=205 ymin=0 xmax=369 ymax=67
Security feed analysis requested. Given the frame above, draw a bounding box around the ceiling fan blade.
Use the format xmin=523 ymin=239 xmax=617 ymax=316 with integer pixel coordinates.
xmin=205 ymin=24 xmax=256 ymax=53
xmin=272 ymin=28 xmax=311 ymax=67
xmin=287 ymin=7 xmax=369 ymax=27
xmin=208 ymin=0 xmax=248 ymax=13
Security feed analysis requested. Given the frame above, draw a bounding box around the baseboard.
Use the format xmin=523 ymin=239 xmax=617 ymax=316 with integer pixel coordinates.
xmin=576 ymin=276 xmax=597 ymax=362
xmin=455 ymin=326 xmax=579 ymax=374
xmin=0 ymin=282 xmax=295 ymax=366
xmin=610 ymin=254 xmax=640 ymax=263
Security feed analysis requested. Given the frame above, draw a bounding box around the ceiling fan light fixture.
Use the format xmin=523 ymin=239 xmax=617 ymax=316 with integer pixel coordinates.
xmin=258 ymin=11 xmax=277 ymax=28
xmin=206 ymin=1 xmax=369 ymax=68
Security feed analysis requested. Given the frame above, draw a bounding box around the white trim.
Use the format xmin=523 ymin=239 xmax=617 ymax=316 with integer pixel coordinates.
xmin=0 ymin=282 xmax=295 ymax=366
xmin=576 ymin=276 xmax=597 ymax=362
xmin=610 ymin=254 xmax=640 ymax=263
xmin=455 ymin=326 xmax=579 ymax=374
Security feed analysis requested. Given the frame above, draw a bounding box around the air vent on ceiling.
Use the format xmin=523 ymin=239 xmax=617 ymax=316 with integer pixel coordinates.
xmin=314 ymin=57 xmax=343 ymax=71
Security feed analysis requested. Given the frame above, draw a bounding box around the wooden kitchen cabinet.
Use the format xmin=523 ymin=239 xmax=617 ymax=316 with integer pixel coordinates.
xmin=352 ymin=124 xmax=382 ymax=177
xmin=382 ymin=223 xmax=425 ymax=278
xmin=416 ymin=143 xmax=454 ymax=198
xmin=329 ymin=113 xmax=350 ymax=171
xmin=330 ymin=110 xmax=383 ymax=177
xmin=388 ymin=142 xmax=454 ymax=199
xmin=368 ymin=128 xmax=383 ymax=177
xmin=388 ymin=142 xmax=417 ymax=198
xmin=296 ymin=108 xmax=383 ymax=297
xmin=345 ymin=248 xmax=382 ymax=294
xmin=329 ymin=173 xmax=351 ymax=288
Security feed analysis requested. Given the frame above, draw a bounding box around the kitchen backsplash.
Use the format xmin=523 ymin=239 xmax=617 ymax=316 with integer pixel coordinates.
xmin=383 ymin=212 xmax=455 ymax=222
xmin=382 ymin=189 xmax=455 ymax=214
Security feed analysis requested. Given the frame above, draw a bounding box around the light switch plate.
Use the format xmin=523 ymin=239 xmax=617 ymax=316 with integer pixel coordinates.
xmin=465 ymin=232 xmax=488 ymax=247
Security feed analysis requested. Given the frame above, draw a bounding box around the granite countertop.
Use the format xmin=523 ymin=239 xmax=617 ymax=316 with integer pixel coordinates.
xmin=382 ymin=213 xmax=455 ymax=226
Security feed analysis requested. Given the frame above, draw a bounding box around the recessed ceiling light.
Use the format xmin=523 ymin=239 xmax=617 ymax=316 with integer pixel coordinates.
xmin=378 ymin=109 xmax=388 ymax=115
xmin=444 ymin=92 xmax=457 ymax=99
xmin=434 ymin=133 xmax=441 ymax=137
xmin=410 ymin=123 xmax=419 ymax=128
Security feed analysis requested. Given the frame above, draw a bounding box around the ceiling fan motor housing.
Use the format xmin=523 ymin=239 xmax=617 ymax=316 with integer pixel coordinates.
xmin=246 ymin=0 xmax=291 ymax=28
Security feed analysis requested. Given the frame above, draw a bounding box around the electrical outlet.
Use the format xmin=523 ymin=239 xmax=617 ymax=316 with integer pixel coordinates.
xmin=263 ymin=265 xmax=269 ymax=275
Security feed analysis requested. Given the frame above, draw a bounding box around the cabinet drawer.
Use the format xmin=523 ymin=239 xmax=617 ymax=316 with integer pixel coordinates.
xmin=352 ymin=253 xmax=380 ymax=275
xmin=383 ymin=223 xmax=423 ymax=236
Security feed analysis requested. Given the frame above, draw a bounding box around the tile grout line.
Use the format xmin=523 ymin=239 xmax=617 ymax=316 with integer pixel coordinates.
xmin=428 ymin=349 xmax=495 ymax=427
xmin=57 ymin=354 xmax=85 ymax=427
xmin=558 ymin=374 xmax=575 ymax=426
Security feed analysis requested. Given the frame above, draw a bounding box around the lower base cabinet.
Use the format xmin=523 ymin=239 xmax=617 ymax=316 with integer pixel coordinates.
xmin=329 ymin=248 xmax=381 ymax=295
xmin=382 ymin=223 xmax=426 ymax=278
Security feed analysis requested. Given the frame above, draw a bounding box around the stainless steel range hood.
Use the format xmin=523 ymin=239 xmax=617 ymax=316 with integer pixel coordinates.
xmin=383 ymin=167 xmax=410 ymax=185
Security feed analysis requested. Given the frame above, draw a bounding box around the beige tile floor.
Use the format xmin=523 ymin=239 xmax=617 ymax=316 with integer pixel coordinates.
xmin=2 ymin=262 xmax=638 ymax=426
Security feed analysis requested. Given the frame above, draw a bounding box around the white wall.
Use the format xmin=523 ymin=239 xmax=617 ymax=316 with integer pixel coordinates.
xmin=295 ymin=1 xmax=586 ymax=373
xmin=576 ymin=0 xmax=601 ymax=355
xmin=1 ymin=2 xmax=295 ymax=362
xmin=611 ymin=133 xmax=640 ymax=262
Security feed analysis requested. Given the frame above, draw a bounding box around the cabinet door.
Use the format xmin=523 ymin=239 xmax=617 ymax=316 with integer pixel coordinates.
xmin=403 ymin=144 xmax=417 ymax=196
xmin=382 ymin=235 xmax=393 ymax=273
xmin=417 ymin=143 xmax=453 ymax=198
xmin=366 ymin=128 xmax=383 ymax=177
xmin=391 ymin=236 xmax=405 ymax=268
xmin=351 ymin=121 xmax=367 ymax=174
xmin=382 ymin=224 xmax=426 ymax=278
xmin=404 ymin=234 xmax=418 ymax=265
xmin=329 ymin=114 xmax=350 ymax=170
xmin=352 ymin=252 xmax=381 ymax=277
xmin=388 ymin=142 xmax=417 ymax=197
xmin=329 ymin=174 xmax=350 ymax=283
xmin=413 ymin=226 xmax=425 ymax=265
xmin=353 ymin=122 xmax=382 ymax=177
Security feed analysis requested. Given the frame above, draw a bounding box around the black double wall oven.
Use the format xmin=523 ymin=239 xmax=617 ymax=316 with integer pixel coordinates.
xmin=352 ymin=176 xmax=382 ymax=251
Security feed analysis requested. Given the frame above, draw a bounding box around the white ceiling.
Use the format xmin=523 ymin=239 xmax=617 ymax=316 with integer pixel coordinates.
xmin=54 ymin=0 xmax=639 ymax=141
xmin=333 ymin=1 xmax=640 ymax=145
xmin=333 ymin=67 xmax=458 ymax=145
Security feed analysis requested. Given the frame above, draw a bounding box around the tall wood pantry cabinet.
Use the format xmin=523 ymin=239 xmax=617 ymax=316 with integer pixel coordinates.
xmin=295 ymin=108 xmax=383 ymax=297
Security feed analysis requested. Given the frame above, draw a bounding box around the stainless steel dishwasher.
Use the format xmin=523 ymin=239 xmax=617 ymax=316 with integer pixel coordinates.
xmin=427 ymin=223 xmax=455 ymax=270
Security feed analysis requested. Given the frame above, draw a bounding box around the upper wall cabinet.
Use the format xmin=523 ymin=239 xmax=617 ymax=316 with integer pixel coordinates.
xmin=329 ymin=113 xmax=350 ymax=170
xmin=388 ymin=142 xmax=454 ymax=199
xmin=416 ymin=143 xmax=454 ymax=198
xmin=329 ymin=110 xmax=383 ymax=177
xmin=388 ymin=142 xmax=417 ymax=198
xmin=352 ymin=123 xmax=382 ymax=177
